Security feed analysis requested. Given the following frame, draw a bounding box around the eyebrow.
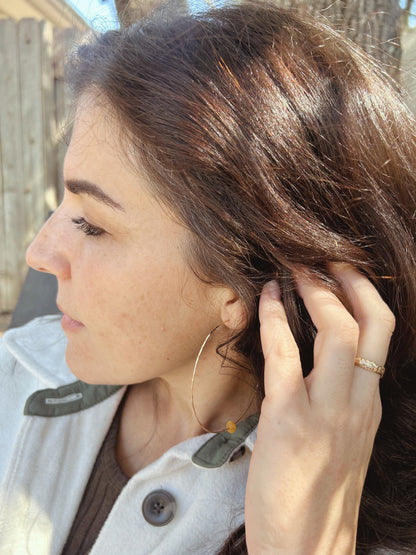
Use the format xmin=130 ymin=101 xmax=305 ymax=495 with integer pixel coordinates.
xmin=64 ymin=179 xmax=125 ymax=212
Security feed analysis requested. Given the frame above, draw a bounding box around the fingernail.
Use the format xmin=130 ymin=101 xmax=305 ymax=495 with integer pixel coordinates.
xmin=264 ymin=280 xmax=280 ymax=300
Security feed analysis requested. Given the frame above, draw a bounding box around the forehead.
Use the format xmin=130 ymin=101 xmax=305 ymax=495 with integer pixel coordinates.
xmin=63 ymin=97 xmax=184 ymax=234
xmin=66 ymin=98 xmax=120 ymax=163
xmin=64 ymin=97 xmax=144 ymax=201
xmin=63 ymin=99 xmax=146 ymax=216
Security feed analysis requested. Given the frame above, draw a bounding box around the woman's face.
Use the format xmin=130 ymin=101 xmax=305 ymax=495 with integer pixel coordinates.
xmin=26 ymin=99 xmax=225 ymax=385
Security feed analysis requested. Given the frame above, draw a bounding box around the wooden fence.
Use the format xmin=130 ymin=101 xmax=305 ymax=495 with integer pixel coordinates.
xmin=0 ymin=19 xmax=77 ymax=312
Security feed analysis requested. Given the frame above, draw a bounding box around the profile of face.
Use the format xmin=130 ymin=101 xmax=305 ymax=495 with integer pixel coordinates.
xmin=26 ymin=98 xmax=240 ymax=385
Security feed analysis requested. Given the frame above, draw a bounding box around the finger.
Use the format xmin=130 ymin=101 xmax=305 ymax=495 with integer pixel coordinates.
xmin=330 ymin=264 xmax=395 ymax=396
xmin=259 ymin=281 xmax=307 ymax=405
xmin=295 ymin=273 xmax=359 ymax=405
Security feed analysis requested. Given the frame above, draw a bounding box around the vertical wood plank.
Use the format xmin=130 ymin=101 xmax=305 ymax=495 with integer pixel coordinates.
xmin=40 ymin=20 xmax=58 ymax=214
xmin=54 ymin=27 xmax=78 ymax=203
xmin=19 ymin=19 xmax=44 ymax=251
xmin=55 ymin=76 xmax=70 ymax=203
xmin=0 ymin=20 xmax=24 ymax=312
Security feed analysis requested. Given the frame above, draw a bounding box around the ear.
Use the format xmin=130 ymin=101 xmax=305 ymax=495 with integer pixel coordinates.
xmin=218 ymin=289 xmax=247 ymax=331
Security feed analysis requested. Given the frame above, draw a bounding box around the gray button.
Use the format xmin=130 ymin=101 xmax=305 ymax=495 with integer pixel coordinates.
xmin=142 ymin=490 xmax=176 ymax=526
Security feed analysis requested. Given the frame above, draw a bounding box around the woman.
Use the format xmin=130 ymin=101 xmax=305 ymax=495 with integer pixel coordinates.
xmin=1 ymin=2 xmax=415 ymax=553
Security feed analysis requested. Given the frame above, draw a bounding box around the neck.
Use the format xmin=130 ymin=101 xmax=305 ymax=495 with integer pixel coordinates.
xmin=116 ymin=343 xmax=257 ymax=476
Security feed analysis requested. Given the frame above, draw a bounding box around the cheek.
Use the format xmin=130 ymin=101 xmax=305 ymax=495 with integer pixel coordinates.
xmin=77 ymin=251 xmax=187 ymax=330
xmin=64 ymin=265 xmax=217 ymax=384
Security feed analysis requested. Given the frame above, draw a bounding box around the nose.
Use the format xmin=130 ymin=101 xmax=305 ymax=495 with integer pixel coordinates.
xmin=26 ymin=210 xmax=71 ymax=280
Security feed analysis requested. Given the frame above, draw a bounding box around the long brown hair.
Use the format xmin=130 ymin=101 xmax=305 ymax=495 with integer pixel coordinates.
xmin=67 ymin=2 xmax=416 ymax=552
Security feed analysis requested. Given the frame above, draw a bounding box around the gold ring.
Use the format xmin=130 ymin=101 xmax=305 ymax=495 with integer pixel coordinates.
xmin=354 ymin=357 xmax=385 ymax=378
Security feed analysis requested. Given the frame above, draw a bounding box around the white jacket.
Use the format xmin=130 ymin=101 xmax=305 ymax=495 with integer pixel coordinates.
xmin=0 ymin=316 xmax=258 ymax=555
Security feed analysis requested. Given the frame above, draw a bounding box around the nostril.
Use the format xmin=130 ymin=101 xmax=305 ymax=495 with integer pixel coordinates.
xmin=26 ymin=240 xmax=70 ymax=281
xmin=26 ymin=244 xmax=48 ymax=273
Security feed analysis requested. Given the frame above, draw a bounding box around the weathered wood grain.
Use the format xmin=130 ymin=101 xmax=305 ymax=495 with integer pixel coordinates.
xmin=0 ymin=20 xmax=24 ymax=312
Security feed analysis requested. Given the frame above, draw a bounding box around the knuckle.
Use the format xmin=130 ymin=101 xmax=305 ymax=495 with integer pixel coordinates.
xmin=360 ymin=300 xmax=396 ymax=335
xmin=273 ymin=339 xmax=300 ymax=362
xmin=333 ymin=316 xmax=360 ymax=346
xmin=320 ymin=406 xmax=348 ymax=429
xmin=378 ymin=306 xmax=396 ymax=335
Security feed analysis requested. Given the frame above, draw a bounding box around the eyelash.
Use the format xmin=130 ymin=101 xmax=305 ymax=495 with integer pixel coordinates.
xmin=72 ymin=217 xmax=105 ymax=237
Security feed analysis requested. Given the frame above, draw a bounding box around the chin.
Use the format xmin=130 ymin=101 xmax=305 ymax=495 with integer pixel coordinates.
xmin=64 ymin=350 xmax=118 ymax=385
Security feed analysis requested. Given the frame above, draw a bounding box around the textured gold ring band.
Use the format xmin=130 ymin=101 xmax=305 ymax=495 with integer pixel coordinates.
xmin=354 ymin=357 xmax=385 ymax=378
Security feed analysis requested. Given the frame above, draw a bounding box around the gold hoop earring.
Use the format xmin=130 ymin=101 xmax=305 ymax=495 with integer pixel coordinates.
xmin=191 ymin=323 xmax=253 ymax=435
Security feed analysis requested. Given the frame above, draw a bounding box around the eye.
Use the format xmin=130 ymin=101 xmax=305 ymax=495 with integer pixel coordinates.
xmin=72 ymin=217 xmax=105 ymax=237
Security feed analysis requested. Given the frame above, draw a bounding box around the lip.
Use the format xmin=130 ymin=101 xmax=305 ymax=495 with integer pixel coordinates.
xmin=57 ymin=304 xmax=85 ymax=332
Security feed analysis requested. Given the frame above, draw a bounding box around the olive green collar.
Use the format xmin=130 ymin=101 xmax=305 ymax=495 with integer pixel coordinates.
xmin=24 ymin=380 xmax=123 ymax=417
xmin=24 ymin=380 xmax=258 ymax=469
xmin=191 ymin=414 xmax=258 ymax=468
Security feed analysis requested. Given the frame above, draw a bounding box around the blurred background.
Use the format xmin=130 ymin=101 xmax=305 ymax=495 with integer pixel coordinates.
xmin=0 ymin=0 xmax=415 ymax=334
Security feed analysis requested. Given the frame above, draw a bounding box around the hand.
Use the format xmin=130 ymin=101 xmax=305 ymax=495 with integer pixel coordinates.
xmin=245 ymin=265 xmax=395 ymax=554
